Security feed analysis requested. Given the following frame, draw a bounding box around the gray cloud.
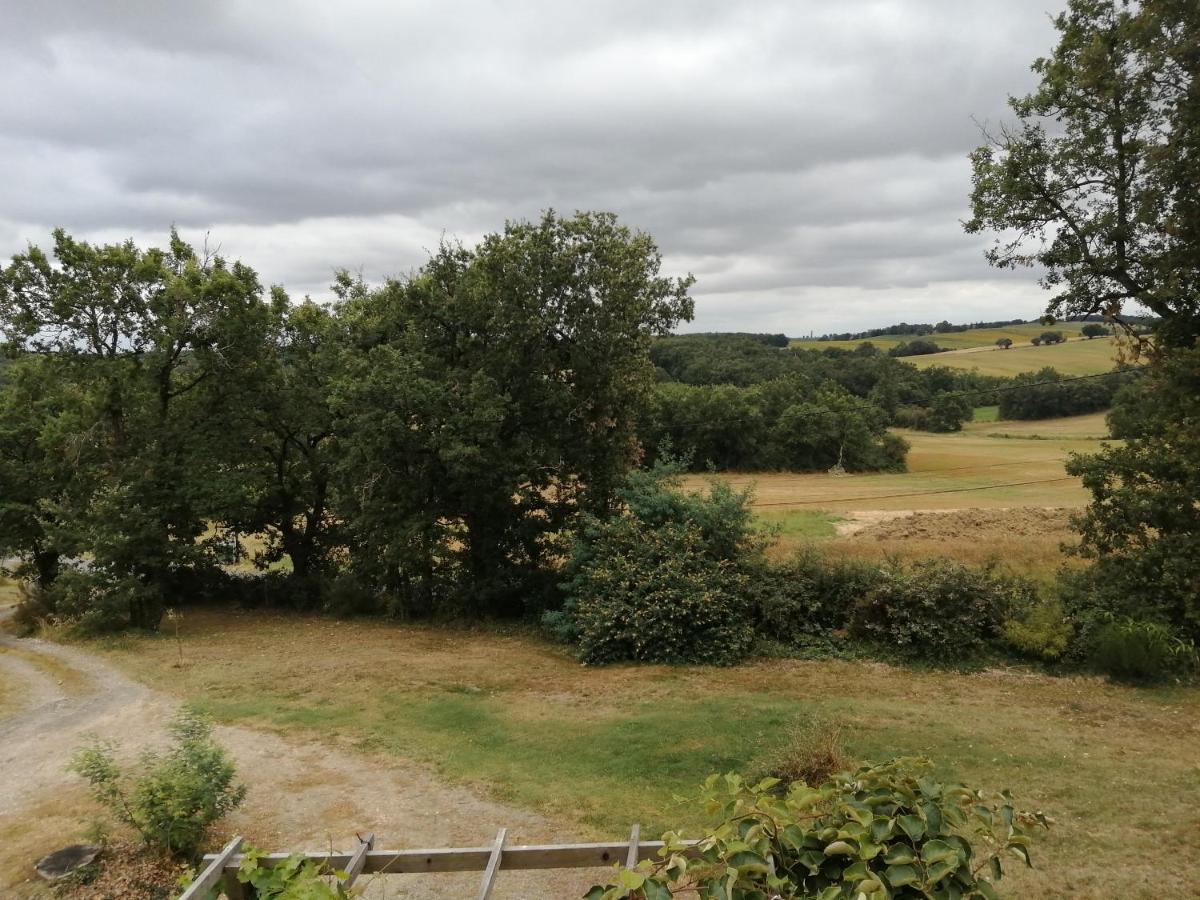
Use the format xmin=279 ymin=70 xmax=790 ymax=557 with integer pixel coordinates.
xmin=1 ymin=0 xmax=1064 ymax=333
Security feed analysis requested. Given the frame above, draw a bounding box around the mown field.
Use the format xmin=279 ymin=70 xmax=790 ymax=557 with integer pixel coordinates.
xmin=89 ymin=610 xmax=1200 ymax=900
xmin=694 ymin=409 xmax=1110 ymax=580
xmin=792 ymin=324 xmax=1127 ymax=377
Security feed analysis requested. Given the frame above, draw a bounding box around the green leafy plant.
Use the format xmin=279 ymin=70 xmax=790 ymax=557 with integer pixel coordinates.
xmin=69 ymin=709 xmax=246 ymax=857
xmin=586 ymin=758 xmax=1047 ymax=899
xmin=849 ymin=560 xmax=1031 ymax=663
xmin=1001 ymin=599 xmax=1073 ymax=662
xmin=235 ymin=847 xmax=351 ymax=898
xmin=1091 ymin=618 xmax=1198 ymax=684
xmin=552 ymin=463 xmax=761 ymax=665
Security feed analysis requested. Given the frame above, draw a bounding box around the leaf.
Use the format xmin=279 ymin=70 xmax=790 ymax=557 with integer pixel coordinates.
xmin=884 ymin=863 xmax=919 ymax=887
xmin=884 ymin=845 xmax=915 ymax=865
xmin=824 ymin=840 xmax=857 ymax=857
xmin=896 ymin=814 xmax=925 ymax=841
xmin=642 ymin=880 xmax=672 ymax=900
xmin=920 ymin=839 xmax=959 ymax=866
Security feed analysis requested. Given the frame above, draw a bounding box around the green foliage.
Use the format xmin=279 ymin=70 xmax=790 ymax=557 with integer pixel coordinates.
xmin=234 ymin=847 xmax=350 ymax=898
xmin=1066 ymin=347 xmax=1200 ymax=639
xmin=1090 ymin=618 xmax=1198 ymax=684
xmin=1001 ymin=599 xmax=1074 ymax=662
xmin=334 ymin=211 xmax=693 ymax=617
xmin=553 ymin=463 xmax=760 ymax=665
xmin=967 ymin=0 xmax=1200 ymax=348
xmin=0 ymin=229 xmax=275 ymax=629
xmin=888 ymin=338 xmax=943 ymax=358
xmin=1080 ymin=324 xmax=1110 ymax=339
xmin=585 ymin=758 xmax=1047 ymax=899
xmin=849 ymin=560 xmax=1033 ymax=663
xmin=69 ymin=709 xmax=246 ymax=858
xmin=750 ymin=549 xmax=885 ymax=644
xmin=997 ymin=367 xmax=1127 ymax=420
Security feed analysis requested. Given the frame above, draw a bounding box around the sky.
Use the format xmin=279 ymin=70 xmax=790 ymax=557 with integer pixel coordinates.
xmin=0 ymin=0 xmax=1066 ymax=335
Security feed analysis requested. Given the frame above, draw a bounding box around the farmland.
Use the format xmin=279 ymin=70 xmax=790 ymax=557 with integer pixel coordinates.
xmin=792 ymin=323 xmax=1129 ymax=377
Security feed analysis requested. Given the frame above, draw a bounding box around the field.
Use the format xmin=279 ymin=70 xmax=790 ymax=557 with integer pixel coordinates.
xmin=86 ymin=610 xmax=1200 ymax=900
xmin=688 ymin=409 xmax=1110 ymax=579
xmin=791 ymin=324 xmax=1128 ymax=377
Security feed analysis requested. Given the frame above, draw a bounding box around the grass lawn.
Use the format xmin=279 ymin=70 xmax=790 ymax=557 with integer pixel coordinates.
xmin=90 ymin=610 xmax=1200 ymax=900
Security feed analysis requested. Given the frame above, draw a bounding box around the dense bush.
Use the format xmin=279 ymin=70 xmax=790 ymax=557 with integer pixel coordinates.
xmin=587 ymin=758 xmax=1046 ymax=900
xmin=1002 ymin=599 xmax=1074 ymax=662
xmin=1090 ymin=618 xmax=1198 ymax=684
xmin=550 ymin=464 xmax=761 ymax=665
xmin=888 ymin=338 xmax=944 ymax=357
xmin=750 ymin=549 xmax=885 ymax=643
xmin=848 ymin=559 xmax=1034 ymax=662
xmin=998 ymin=367 xmax=1127 ymax=419
xmin=70 ymin=709 xmax=246 ymax=858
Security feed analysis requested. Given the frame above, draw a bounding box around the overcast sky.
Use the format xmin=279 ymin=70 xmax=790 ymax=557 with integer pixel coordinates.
xmin=1 ymin=1 xmax=1065 ymax=335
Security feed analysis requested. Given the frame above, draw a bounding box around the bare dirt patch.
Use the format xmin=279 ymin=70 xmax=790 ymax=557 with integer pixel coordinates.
xmin=845 ymin=506 xmax=1074 ymax=542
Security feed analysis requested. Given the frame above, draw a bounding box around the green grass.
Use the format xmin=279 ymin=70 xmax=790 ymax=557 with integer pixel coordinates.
xmin=92 ymin=610 xmax=1200 ymax=899
xmin=972 ymin=405 xmax=1000 ymax=423
xmin=754 ymin=509 xmax=840 ymax=541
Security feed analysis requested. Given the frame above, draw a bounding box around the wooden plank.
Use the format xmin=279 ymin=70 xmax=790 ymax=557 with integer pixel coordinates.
xmin=342 ymin=832 xmax=375 ymax=888
xmin=476 ymin=828 xmax=507 ymax=900
xmin=200 ymin=838 xmax=700 ymax=876
xmin=625 ymin=824 xmax=640 ymax=869
xmin=179 ymin=835 xmax=243 ymax=900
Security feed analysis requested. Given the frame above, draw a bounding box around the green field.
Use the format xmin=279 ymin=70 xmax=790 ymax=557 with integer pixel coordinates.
xmin=791 ymin=323 xmax=1129 ymax=377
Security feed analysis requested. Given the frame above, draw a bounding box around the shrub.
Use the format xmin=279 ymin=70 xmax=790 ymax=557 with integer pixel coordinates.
xmin=231 ymin=847 xmax=351 ymax=898
xmin=1090 ymin=618 xmax=1199 ymax=684
xmin=552 ymin=463 xmax=760 ymax=665
xmin=1002 ymin=599 xmax=1074 ymax=661
xmin=69 ymin=709 xmax=246 ymax=858
xmin=848 ymin=559 xmax=1032 ymax=663
xmin=759 ymin=717 xmax=852 ymax=788
xmin=44 ymin=569 xmax=165 ymax=633
xmin=560 ymin=517 xmax=753 ymax=666
xmin=586 ymin=758 xmax=1047 ymax=900
xmin=751 ymin=549 xmax=885 ymax=643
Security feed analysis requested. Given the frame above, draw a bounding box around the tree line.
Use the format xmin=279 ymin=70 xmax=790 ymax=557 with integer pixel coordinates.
xmin=0 ymin=212 xmax=692 ymax=627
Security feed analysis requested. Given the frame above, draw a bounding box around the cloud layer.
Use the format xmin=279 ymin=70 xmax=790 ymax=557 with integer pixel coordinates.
xmin=1 ymin=1 xmax=1063 ymax=333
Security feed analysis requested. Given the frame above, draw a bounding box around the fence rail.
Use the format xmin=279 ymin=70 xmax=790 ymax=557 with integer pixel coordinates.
xmin=185 ymin=827 xmax=699 ymax=899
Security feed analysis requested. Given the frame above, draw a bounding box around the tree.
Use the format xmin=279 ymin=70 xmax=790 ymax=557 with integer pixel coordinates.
xmin=996 ymin=337 xmax=1014 ymax=349
xmin=334 ymin=211 xmax=694 ymax=616
xmin=0 ymin=230 xmax=274 ymax=628
xmin=967 ymin=0 xmax=1200 ymax=349
xmin=1031 ymin=336 xmax=1043 ymax=346
xmin=1040 ymin=330 xmax=1066 ymax=344
xmin=968 ymin=0 xmax=1200 ymax=637
xmin=1082 ymin=322 xmax=1111 ymax=339
xmin=222 ymin=297 xmax=344 ymax=590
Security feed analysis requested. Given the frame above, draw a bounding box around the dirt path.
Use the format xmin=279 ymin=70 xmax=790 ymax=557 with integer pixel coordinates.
xmin=0 ymin=613 xmax=599 ymax=898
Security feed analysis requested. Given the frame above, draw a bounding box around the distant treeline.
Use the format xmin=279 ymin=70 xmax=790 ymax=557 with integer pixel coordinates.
xmin=818 ymin=319 xmax=1029 ymax=341
xmin=998 ymin=367 xmax=1138 ymax=420
xmin=817 ymin=313 xmax=1159 ymax=342
xmin=648 ymin=334 xmax=1002 ymax=470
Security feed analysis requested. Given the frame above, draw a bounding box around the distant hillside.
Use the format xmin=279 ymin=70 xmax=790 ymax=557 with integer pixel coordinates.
xmin=792 ymin=322 xmax=1131 ymax=377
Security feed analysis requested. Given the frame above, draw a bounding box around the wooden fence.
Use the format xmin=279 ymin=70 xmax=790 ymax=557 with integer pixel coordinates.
xmin=181 ymin=826 xmax=698 ymax=899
